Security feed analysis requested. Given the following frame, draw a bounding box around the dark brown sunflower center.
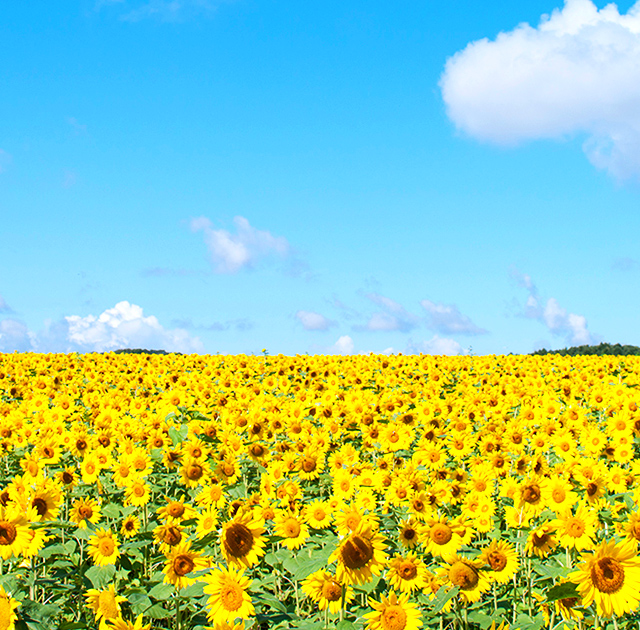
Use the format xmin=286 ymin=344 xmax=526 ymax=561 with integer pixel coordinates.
xmin=522 ymin=484 xmax=541 ymax=503
xmin=321 ymin=580 xmax=342 ymax=602
xmin=164 ymin=526 xmax=182 ymax=546
xmin=586 ymin=483 xmax=599 ymax=497
xmin=487 ymin=550 xmax=507 ymax=572
xmin=173 ymin=555 xmax=194 ymax=576
xmin=187 ymin=464 xmax=203 ymax=480
xmin=341 ymin=535 xmax=374 ymax=569
xmin=302 ymin=458 xmax=316 ymax=473
xmin=450 ymin=561 xmax=479 ymax=590
xmin=224 ymin=523 xmax=254 ymax=558
xmin=591 ymin=557 xmax=625 ymax=594
xmin=398 ymin=561 xmax=418 ymax=580
xmin=167 ymin=502 xmax=185 ymax=518
xmin=32 ymin=498 xmax=48 ymax=516
xmin=0 ymin=522 xmax=17 ymax=545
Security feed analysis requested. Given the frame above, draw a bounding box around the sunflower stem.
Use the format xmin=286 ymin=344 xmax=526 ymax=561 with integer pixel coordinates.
xmin=175 ymin=593 xmax=181 ymax=630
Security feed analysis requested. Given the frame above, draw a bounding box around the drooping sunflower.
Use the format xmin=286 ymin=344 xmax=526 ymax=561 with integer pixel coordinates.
xmin=363 ymin=590 xmax=422 ymax=630
xmin=88 ymin=529 xmax=120 ymax=566
xmin=84 ymin=583 xmax=127 ymax=630
xmin=220 ymin=510 xmax=266 ymax=569
xmin=440 ymin=554 xmax=491 ymax=604
xmin=386 ymin=552 xmax=429 ymax=593
xmin=479 ymin=539 xmax=519 ymax=584
xmin=524 ymin=522 xmax=558 ymax=558
xmin=330 ymin=522 xmax=387 ymax=586
xmin=163 ymin=542 xmax=209 ymax=590
xmin=301 ymin=570 xmax=354 ymax=614
xmin=569 ymin=539 xmax=640 ymax=618
xmin=0 ymin=585 xmax=20 ymax=630
xmin=202 ymin=564 xmax=255 ymax=626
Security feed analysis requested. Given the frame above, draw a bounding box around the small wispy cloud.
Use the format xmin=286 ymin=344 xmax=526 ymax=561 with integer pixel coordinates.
xmin=612 ymin=257 xmax=639 ymax=272
xmin=67 ymin=117 xmax=87 ymax=135
xmin=0 ymin=295 xmax=12 ymax=314
xmin=359 ymin=293 xmax=419 ymax=332
xmin=295 ymin=310 xmax=335 ymax=331
xmin=191 ymin=216 xmax=291 ymax=274
xmin=420 ymin=299 xmax=487 ymax=335
xmin=511 ymin=268 xmax=595 ymax=345
xmin=97 ymin=0 xmax=223 ymax=22
xmin=330 ymin=335 xmax=354 ymax=355
xmin=407 ymin=335 xmax=465 ymax=356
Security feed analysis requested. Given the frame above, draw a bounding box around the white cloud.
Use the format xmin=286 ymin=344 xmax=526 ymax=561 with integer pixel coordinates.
xmin=407 ymin=336 xmax=465 ymax=356
xmin=420 ymin=299 xmax=487 ymax=335
xmin=0 ymin=150 xmax=12 ymax=174
xmin=0 ymin=319 xmax=33 ymax=353
xmin=191 ymin=216 xmax=290 ymax=274
xmin=330 ymin=335 xmax=354 ymax=355
xmin=512 ymin=269 xmax=595 ymax=345
xmin=295 ymin=310 xmax=335 ymax=331
xmin=440 ymin=0 xmax=640 ymax=180
xmin=0 ymin=301 xmax=204 ymax=353
xmin=361 ymin=293 xmax=419 ymax=332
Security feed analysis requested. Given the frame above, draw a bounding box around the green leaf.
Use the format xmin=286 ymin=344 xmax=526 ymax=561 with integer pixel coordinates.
xmin=102 ymin=503 xmax=121 ymax=518
xmin=85 ymin=565 xmax=116 ymax=589
xmin=254 ymin=592 xmax=287 ymax=613
xmin=546 ymin=581 xmax=580 ymax=602
xmin=432 ymin=585 xmax=458 ymax=613
xmin=145 ymin=603 xmax=173 ymax=619
xmin=148 ymin=582 xmax=175 ymax=601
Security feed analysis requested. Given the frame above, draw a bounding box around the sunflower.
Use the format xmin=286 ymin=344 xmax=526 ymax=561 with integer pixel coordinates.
xmin=0 ymin=585 xmax=20 ymax=630
xmin=105 ymin=615 xmax=151 ymax=630
xmin=569 ymin=539 xmax=640 ymax=617
xmin=88 ymin=529 xmax=120 ymax=566
xmin=423 ymin=516 xmax=463 ymax=558
xmin=273 ymin=511 xmax=310 ymax=550
xmin=124 ymin=481 xmax=151 ymax=507
xmin=363 ymin=590 xmax=422 ymax=630
xmin=479 ymin=540 xmax=519 ymax=584
xmin=544 ymin=477 xmax=577 ymax=514
xmin=387 ymin=552 xmax=429 ymax=593
xmin=196 ymin=506 xmax=220 ymax=540
xmin=398 ymin=519 xmax=423 ymax=549
xmin=85 ymin=584 xmax=127 ymax=630
xmin=524 ymin=522 xmax=557 ymax=558
xmin=220 ymin=510 xmax=267 ymax=569
xmin=69 ymin=498 xmax=102 ymax=529
xmin=163 ymin=542 xmax=209 ymax=590
xmin=0 ymin=508 xmax=31 ymax=560
xmin=156 ymin=496 xmax=197 ymax=524
xmin=617 ymin=511 xmax=640 ymax=545
xmin=304 ymin=499 xmax=333 ymax=529
xmin=301 ymin=570 xmax=354 ymax=613
xmin=153 ymin=523 xmax=185 ymax=552
xmin=553 ymin=504 xmax=598 ymax=551
xmin=202 ymin=564 xmax=254 ymax=626
xmin=29 ymin=482 xmax=62 ymax=522
xmin=440 ymin=554 xmax=491 ymax=604
xmin=120 ymin=515 xmax=141 ymax=539
xmin=330 ymin=522 xmax=387 ymax=586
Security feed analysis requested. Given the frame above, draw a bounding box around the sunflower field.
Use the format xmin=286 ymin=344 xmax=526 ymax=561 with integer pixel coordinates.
xmin=1 ymin=352 xmax=640 ymax=630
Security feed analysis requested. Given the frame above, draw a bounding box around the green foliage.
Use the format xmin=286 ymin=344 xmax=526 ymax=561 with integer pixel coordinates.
xmin=531 ymin=342 xmax=640 ymax=356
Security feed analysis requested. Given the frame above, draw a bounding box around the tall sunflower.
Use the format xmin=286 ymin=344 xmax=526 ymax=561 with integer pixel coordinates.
xmin=569 ymin=539 xmax=640 ymax=617
xmin=301 ymin=570 xmax=354 ymax=614
xmin=439 ymin=554 xmax=491 ymax=604
xmin=479 ymin=540 xmax=518 ymax=584
xmin=163 ymin=542 xmax=209 ymax=590
xmin=84 ymin=584 xmax=127 ymax=630
xmin=363 ymin=590 xmax=422 ymax=630
xmin=202 ymin=564 xmax=254 ymax=626
xmin=88 ymin=529 xmax=120 ymax=566
xmin=330 ymin=522 xmax=387 ymax=586
xmin=387 ymin=552 xmax=428 ymax=593
xmin=220 ymin=510 xmax=266 ymax=569
xmin=0 ymin=585 xmax=20 ymax=630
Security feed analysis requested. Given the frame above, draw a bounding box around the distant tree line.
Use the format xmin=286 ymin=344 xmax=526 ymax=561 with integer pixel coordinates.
xmin=531 ymin=342 xmax=640 ymax=356
xmin=113 ymin=348 xmax=179 ymax=355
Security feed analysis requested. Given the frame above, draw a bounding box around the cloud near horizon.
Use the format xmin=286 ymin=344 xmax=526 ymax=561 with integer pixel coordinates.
xmin=420 ymin=299 xmax=487 ymax=335
xmin=512 ymin=269 xmax=595 ymax=345
xmin=441 ymin=0 xmax=640 ymax=180
xmin=0 ymin=301 xmax=203 ymax=353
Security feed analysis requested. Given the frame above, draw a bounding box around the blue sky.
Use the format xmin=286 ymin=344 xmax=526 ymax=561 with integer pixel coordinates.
xmin=2 ymin=0 xmax=640 ymax=355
